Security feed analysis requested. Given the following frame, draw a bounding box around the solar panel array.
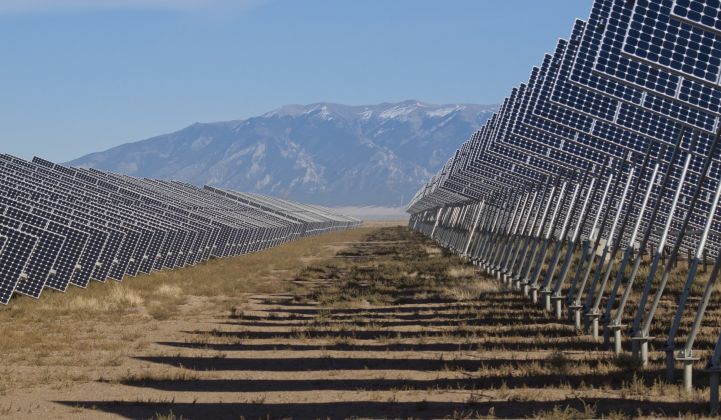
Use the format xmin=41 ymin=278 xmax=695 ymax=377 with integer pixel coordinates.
xmin=0 ymin=154 xmax=360 ymax=306
xmin=406 ymin=0 xmax=721 ymax=412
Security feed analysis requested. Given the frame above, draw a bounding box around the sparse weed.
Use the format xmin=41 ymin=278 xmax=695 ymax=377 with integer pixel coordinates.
xmin=612 ymin=353 xmax=643 ymax=372
xmin=535 ymin=399 xmax=597 ymax=419
xmin=546 ymin=350 xmax=571 ymax=374
xmin=0 ymin=225 xmax=716 ymax=419
xmin=153 ymin=410 xmax=185 ymax=420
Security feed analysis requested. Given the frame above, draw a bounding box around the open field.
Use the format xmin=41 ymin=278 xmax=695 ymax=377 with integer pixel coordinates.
xmin=0 ymin=223 xmax=719 ymax=418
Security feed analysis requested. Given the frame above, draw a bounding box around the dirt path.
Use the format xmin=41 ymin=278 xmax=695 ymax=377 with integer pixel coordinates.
xmin=0 ymin=226 xmax=712 ymax=419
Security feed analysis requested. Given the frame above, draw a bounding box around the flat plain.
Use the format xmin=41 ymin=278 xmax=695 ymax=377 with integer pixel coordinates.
xmin=0 ymin=223 xmax=718 ymax=419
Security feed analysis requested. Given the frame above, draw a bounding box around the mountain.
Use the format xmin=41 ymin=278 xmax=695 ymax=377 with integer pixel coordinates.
xmin=68 ymin=100 xmax=497 ymax=206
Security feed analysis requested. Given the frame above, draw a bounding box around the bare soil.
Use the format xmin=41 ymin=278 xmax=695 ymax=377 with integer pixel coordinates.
xmin=0 ymin=226 xmax=715 ymax=419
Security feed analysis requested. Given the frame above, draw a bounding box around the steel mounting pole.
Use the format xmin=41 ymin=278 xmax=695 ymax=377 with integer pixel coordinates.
xmin=584 ymin=164 xmax=637 ymax=339
xmin=631 ymin=152 xmax=694 ymax=365
xmin=528 ymin=181 xmax=569 ymax=303
xmin=607 ymin=128 xmax=687 ymax=356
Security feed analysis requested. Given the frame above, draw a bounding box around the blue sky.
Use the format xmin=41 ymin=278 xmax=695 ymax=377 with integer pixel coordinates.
xmin=0 ymin=0 xmax=592 ymax=162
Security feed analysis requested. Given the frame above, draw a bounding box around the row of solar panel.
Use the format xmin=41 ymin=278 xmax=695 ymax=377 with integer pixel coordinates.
xmin=408 ymin=0 xmax=721 ymax=263
xmin=406 ymin=0 xmax=721 ymax=401
xmin=0 ymin=155 xmax=361 ymax=305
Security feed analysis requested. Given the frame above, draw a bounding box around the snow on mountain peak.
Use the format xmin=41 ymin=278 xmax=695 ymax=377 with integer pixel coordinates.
xmin=67 ymin=100 xmax=498 ymax=206
xmin=426 ymin=105 xmax=464 ymax=118
xmin=359 ymin=109 xmax=373 ymax=120
xmin=378 ymin=105 xmax=417 ymax=119
xmin=305 ymin=104 xmax=333 ymax=120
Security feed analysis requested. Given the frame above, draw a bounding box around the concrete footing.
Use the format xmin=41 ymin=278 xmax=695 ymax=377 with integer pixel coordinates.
xmin=591 ymin=317 xmax=599 ymax=341
xmin=553 ymin=298 xmax=563 ymax=320
xmin=573 ymin=308 xmax=582 ymax=330
xmin=640 ymin=340 xmax=649 ymax=366
xmin=542 ymin=293 xmax=551 ymax=312
xmin=674 ymin=355 xmax=699 ymax=392
xmin=684 ymin=360 xmax=694 ymax=391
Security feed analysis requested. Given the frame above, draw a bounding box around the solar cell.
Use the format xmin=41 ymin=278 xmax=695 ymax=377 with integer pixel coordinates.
xmin=672 ymin=0 xmax=721 ymax=31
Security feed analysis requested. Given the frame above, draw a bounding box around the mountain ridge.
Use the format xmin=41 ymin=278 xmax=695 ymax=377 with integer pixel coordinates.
xmin=68 ymin=100 xmax=497 ymax=206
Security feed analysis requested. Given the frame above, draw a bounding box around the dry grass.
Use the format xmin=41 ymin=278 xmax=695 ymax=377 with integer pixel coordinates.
xmin=118 ymin=367 xmax=203 ymax=384
xmin=61 ymin=284 xmax=145 ymax=314
xmin=447 ymin=266 xmax=476 ymax=278
xmin=233 ymin=227 xmax=711 ymax=417
xmin=0 ymin=227 xmax=370 ymax=394
xmin=441 ymin=279 xmax=498 ymax=301
xmin=1 ymin=225 xmax=718 ymax=419
xmin=534 ymin=401 xmax=597 ymax=420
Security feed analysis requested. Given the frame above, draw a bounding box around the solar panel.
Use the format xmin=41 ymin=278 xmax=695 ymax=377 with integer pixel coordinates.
xmin=406 ymin=0 xmax=721 ymax=404
xmin=458 ymin=81 xmax=628 ymax=272
xmin=0 ymin=205 xmax=65 ymax=299
xmin=464 ymin=19 xmax=716 ymax=338
xmin=536 ymin=0 xmax=721 ymax=314
xmin=0 ymin=225 xmax=37 ymax=305
xmin=33 ymin=171 xmax=181 ymax=278
xmin=535 ymin=33 xmax=696 ymax=253
xmin=524 ymin=18 xmax=719 ymax=348
xmin=0 ymin=154 xmax=359 ymax=304
xmin=0 ymin=184 xmax=90 ymax=292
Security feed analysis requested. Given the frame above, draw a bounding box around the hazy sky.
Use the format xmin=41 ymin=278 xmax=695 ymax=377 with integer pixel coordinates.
xmin=0 ymin=0 xmax=592 ymax=162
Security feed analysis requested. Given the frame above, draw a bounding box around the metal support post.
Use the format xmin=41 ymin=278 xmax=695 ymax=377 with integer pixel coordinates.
xmin=631 ymin=153 xmax=693 ymax=364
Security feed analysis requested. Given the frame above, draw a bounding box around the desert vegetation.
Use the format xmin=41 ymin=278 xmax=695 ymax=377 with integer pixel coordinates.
xmin=0 ymin=223 xmax=719 ymax=418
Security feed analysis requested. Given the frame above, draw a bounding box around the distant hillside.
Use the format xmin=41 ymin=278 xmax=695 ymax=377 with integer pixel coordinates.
xmin=68 ymin=100 xmax=496 ymax=206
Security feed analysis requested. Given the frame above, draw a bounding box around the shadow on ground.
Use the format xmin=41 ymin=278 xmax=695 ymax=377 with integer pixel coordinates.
xmin=55 ymin=398 xmax=704 ymax=419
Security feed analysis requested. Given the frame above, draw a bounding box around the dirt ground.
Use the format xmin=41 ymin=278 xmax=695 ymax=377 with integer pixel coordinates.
xmin=0 ymin=223 xmax=715 ymax=419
